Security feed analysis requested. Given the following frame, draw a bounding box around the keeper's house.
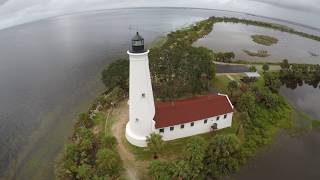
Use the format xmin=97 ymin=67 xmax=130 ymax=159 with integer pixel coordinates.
xmin=154 ymin=94 xmax=234 ymax=141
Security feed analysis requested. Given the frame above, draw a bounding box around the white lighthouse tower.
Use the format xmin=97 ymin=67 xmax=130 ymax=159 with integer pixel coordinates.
xmin=125 ymin=32 xmax=155 ymax=147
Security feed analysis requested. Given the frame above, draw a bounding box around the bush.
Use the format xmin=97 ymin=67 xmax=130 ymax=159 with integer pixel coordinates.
xmin=97 ymin=133 xmax=117 ymax=149
xmin=148 ymin=161 xmax=175 ymax=180
xmin=259 ymin=88 xmax=279 ymax=108
xmin=95 ymin=148 xmax=123 ymax=178
xmin=237 ymin=92 xmax=257 ymax=117
xmin=102 ymin=59 xmax=129 ymax=92
xmin=74 ymin=113 xmax=93 ymax=129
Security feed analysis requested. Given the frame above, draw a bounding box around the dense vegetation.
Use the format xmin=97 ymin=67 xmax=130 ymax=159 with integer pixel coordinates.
xmin=251 ymin=34 xmax=279 ymax=46
xmin=213 ymin=51 xmax=235 ymax=63
xmin=279 ymin=59 xmax=320 ymax=89
xmin=149 ymin=18 xmax=216 ymax=100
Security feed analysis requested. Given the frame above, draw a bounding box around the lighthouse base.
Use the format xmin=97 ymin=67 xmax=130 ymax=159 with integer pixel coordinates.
xmin=125 ymin=123 xmax=148 ymax=147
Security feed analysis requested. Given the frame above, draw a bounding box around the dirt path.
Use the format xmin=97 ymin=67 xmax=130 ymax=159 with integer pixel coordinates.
xmin=111 ymin=102 xmax=140 ymax=180
xmin=226 ymin=74 xmax=235 ymax=81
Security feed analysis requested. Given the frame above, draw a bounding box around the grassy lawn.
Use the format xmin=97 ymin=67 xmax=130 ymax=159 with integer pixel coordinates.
xmin=212 ymin=75 xmax=231 ymax=92
xmin=230 ymin=73 xmax=245 ymax=82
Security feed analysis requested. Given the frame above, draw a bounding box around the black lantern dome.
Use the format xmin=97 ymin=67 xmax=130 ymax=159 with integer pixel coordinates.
xmin=131 ymin=32 xmax=145 ymax=53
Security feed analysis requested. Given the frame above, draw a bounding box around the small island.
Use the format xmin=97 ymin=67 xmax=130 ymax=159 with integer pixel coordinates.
xmin=251 ymin=34 xmax=279 ymax=46
xmin=243 ymin=49 xmax=270 ymax=57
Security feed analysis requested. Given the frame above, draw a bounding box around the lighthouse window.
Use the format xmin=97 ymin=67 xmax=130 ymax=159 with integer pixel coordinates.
xmin=159 ymin=128 xmax=164 ymax=133
xmin=170 ymin=126 xmax=174 ymax=131
xmin=190 ymin=122 xmax=194 ymax=127
xmin=142 ymin=93 xmax=146 ymax=98
xmin=135 ymin=118 xmax=139 ymax=122
xmin=224 ymin=114 xmax=227 ymax=119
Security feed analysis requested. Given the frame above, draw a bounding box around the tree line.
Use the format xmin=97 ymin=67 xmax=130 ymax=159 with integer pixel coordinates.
xmin=211 ymin=16 xmax=320 ymax=42
xmin=279 ymin=59 xmax=320 ymax=89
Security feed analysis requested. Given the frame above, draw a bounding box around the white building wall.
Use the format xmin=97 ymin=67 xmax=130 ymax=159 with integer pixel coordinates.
xmin=156 ymin=112 xmax=233 ymax=141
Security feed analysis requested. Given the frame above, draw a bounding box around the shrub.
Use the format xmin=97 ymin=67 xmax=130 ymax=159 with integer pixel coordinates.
xmin=95 ymin=148 xmax=122 ymax=178
xmin=102 ymin=59 xmax=129 ymax=92
xmin=148 ymin=161 xmax=175 ymax=180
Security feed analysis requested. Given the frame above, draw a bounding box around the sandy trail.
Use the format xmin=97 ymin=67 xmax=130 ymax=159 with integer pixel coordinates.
xmin=111 ymin=103 xmax=140 ymax=180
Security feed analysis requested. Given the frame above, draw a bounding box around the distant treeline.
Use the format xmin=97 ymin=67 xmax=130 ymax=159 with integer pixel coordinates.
xmin=279 ymin=59 xmax=320 ymax=89
xmin=211 ymin=16 xmax=320 ymax=42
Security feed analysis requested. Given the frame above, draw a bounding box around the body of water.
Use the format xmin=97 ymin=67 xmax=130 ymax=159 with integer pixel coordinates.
xmin=227 ymin=85 xmax=320 ymax=180
xmin=194 ymin=23 xmax=320 ymax=64
xmin=0 ymin=7 xmax=320 ymax=180
xmin=0 ymin=8 xmax=206 ymax=179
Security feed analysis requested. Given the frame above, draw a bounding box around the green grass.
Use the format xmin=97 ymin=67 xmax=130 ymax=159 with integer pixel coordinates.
xmin=230 ymin=74 xmax=245 ymax=82
xmin=93 ymin=112 xmax=107 ymax=125
xmin=212 ymin=75 xmax=231 ymax=92
xmin=251 ymin=35 xmax=279 ymax=46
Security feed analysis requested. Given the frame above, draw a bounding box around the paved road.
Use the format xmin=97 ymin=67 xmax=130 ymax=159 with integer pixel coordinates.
xmin=216 ymin=64 xmax=249 ymax=73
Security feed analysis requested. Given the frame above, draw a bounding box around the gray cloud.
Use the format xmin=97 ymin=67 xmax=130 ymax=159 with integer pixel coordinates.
xmin=0 ymin=0 xmax=319 ymax=30
xmin=249 ymin=0 xmax=320 ymax=13
xmin=0 ymin=0 xmax=7 ymax=5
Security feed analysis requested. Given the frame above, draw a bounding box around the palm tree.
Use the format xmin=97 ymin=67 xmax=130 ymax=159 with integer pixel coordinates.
xmin=236 ymin=112 xmax=250 ymax=136
xmin=182 ymin=137 xmax=206 ymax=178
xmin=173 ymin=160 xmax=189 ymax=180
xmin=146 ymin=133 xmax=165 ymax=159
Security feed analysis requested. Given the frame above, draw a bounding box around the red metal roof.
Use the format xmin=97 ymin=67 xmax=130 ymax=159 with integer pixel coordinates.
xmin=154 ymin=94 xmax=234 ymax=129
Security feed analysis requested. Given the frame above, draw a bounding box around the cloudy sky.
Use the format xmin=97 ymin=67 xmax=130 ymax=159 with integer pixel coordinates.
xmin=0 ymin=0 xmax=319 ymax=30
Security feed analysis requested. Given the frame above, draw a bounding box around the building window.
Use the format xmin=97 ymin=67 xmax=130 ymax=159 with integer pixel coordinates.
xmin=170 ymin=126 xmax=174 ymax=131
xmin=204 ymin=119 xmax=208 ymax=124
xmin=212 ymin=123 xmax=218 ymax=130
xmin=135 ymin=118 xmax=139 ymax=122
xmin=159 ymin=128 xmax=164 ymax=133
xmin=190 ymin=122 xmax=194 ymax=127
xmin=224 ymin=114 xmax=227 ymax=119
xmin=180 ymin=124 xmax=184 ymax=129
xmin=216 ymin=116 xmax=220 ymax=121
xmin=142 ymin=93 xmax=146 ymax=98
